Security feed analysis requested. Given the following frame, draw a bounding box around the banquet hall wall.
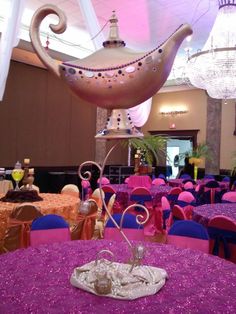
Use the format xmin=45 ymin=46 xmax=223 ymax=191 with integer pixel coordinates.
xmin=0 ymin=60 xmax=97 ymax=167
xmin=0 ymin=60 xmax=235 ymax=173
xmin=143 ymin=89 xmax=236 ymax=171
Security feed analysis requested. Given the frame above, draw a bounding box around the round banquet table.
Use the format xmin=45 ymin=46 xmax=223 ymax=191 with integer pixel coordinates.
xmin=192 ymin=203 xmax=236 ymax=227
xmin=110 ymin=184 xmax=171 ymax=209
xmin=0 ymin=240 xmax=236 ymax=313
xmin=0 ymin=193 xmax=80 ymax=241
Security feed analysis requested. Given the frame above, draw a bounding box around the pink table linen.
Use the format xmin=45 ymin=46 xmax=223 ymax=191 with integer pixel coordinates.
xmin=110 ymin=184 xmax=171 ymax=209
xmin=192 ymin=203 xmax=236 ymax=227
xmin=127 ymin=175 xmax=152 ymax=188
xmin=0 ymin=240 xmax=236 ymax=313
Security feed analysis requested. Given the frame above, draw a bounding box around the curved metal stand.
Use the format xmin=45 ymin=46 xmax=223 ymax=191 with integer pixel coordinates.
xmin=78 ymin=141 xmax=150 ymax=268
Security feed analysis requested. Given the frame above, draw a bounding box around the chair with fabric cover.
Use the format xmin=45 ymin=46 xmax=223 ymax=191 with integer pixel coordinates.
xmin=30 ymin=214 xmax=70 ymax=247
xmin=104 ymin=213 xmax=144 ymax=241
xmin=208 ymin=215 xmax=236 ymax=263
xmin=176 ymin=191 xmax=196 ymax=219
xmin=158 ymin=173 xmax=166 ymax=180
xmin=152 ymin=178 xmax=166 ymax=186
xmin=70 ymin=199 xmax=98 ymax=240
xmin=161 ymin=196 xmax=171 ymax=231
xmin=183 ymin=181 xmax=194 ymax=190
xmin=61 ymin=184 xmax=80 ymax=198
xmin=204 ymin=174 xmax=215 ymax=180
xmin=124 ymin=177 xmax=130 ymax=184
xmin=221 ymin=191 xmax=236 ymax=203
xmin=81 ymin=180 xmax=92 ymax=200
xmin=183 ymin=181 xmax=197 ymax=197
xmin=2 ymin=203 xmax=43 ymax=253
xmin=167 ymin=220 xmax=209 ymax=253
xmin=169 ymin=204 xmax=187 ymax=226
xmin=90 ymin=188 xmax=105 ymax=210
xmin=200 ymin=180 xmax=221 ymax=204
xmin=222 ymin=176 xmax=230 ymax=182
xmin=101 ymin=185 xmax=116 ymax=204
xmin=129 ymin=187 xmax=157 ymax=236
xmin=180 ymin=174 xmax=192 ymax=180
xmin=104 ymin=194 xmax=116 ymax=226
xmin=166 ymin=187 xmax=182 ymax=209
xmin=97 ymin=177 xmax=110 ymax=186
xmin=231 ymin=180 xmax=236 ymax=191
xmin=130 ymin=187 xmax=152 ymax=209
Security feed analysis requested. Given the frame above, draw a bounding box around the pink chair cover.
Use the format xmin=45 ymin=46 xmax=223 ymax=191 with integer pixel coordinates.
xmin=178 ymin=191 xmax=195 ymax=203
xmin=169 ymin=205 xmax=187 ymax=226
xmin=81 ymin=180 xmax=90 ymax=188
xmin=152 ymin=178 xmax=166 ymax=186
xmin=222 ymin=192 xmax=236 ymax=203
xmin=177 ymin=191 xmax=196 ymax=219
xmin=167 ymin=235 xmax=209 ymax=253
xmin=161 ymin=196 xmax=171 ymax=210
xmin=124 ymin=177 xmax=130 ymax=184
xmin=97 ymin=177 xmax=110 ymax=185
xmin=30 ymin=228 xmax=71 ymax=247
xmin=104 ymin=227 xmax=145 ymax=241
xmin=184 ymin=182 xmax=194 ymax=190
xmin=208 ymin=215 xmax=236 ymax=263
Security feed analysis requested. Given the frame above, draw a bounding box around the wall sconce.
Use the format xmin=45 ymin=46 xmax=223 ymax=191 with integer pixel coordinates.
xmin=159 ymin=106 xmax=188 ymax=117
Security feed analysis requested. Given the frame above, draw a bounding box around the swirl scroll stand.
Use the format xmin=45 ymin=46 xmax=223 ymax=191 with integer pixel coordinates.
xmin=78 ymin=142 xmax=150 ymax=295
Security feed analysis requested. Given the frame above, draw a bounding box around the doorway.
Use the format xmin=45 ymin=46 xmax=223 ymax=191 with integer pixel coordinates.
xmin=167 ymin=139 xmax=193 ymax=178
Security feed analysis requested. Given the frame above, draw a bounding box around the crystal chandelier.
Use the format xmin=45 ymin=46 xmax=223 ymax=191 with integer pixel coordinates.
xmin=187 ymin=0 xmax=236 ymax=100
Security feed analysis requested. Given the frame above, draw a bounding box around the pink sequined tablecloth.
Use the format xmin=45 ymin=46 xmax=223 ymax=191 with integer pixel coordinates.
xmin=0 ymin=240 xmax=236 ymax=313
xmin=192 ymin=203 xmax=236 ymax=227
xmin=127 ymin=175 xmax=152 ymax=188
xmin=110 ymin=184 xmax=171 ymax=209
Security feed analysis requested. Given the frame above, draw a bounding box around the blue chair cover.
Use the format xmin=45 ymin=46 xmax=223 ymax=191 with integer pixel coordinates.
xmin=163 ymin=209 xmax=171 ymax=229
xmin=204 ymin=174 xmax=215 ymax=180
xmin=205 ymin=180 xmax=220 ymax=188
xmin=130 ymin=194 xmax=152 ymax=211
xmin=222 ymin=176 xmax=230 ymax=182
xmin=158 ymin=174 xmax=166 ymax=180
xmin=31 ymin=214 xmax=69 ymax=230
xmin=221 ymin=200 xmax=234 ymax=204
xmin=208 ymin=226 xmax=236 ymax=259
xmin=169 ymin=220 xmax=209 ymax=240
xmin=106 ymin=213 xmax=143 ymax=229
xmin=180 ymin=174 xmax=192 ymax=180
xmin=176 ymin=200 xmax=196 ymax=208
xmin=104 ymin=191 xmax=114 ymax=204
xmin=167 ymin=194 xmax=179 ymax=202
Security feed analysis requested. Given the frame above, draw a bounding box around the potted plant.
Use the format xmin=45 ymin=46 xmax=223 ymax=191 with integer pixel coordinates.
xmin=127 ymin=135 xmax=167 ymax=174
xmin=184 ymin=143 xmax=211 ymax=180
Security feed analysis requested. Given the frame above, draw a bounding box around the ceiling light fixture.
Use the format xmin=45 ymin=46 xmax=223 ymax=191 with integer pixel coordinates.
xmin=187 ymin=0 xmax=236 ymax=100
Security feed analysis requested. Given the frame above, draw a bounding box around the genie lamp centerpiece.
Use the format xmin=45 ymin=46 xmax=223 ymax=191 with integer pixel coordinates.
xmin=29 ymin=5 xmax=192 ymax=138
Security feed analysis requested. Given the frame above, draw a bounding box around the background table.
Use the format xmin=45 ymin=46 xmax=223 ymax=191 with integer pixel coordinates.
xmin=110 ymin=184 xmax=171 ymax=209
xmin=0 ymin=193 xmax=80 ymax=241
xmin=192 ymin=203 xmax=236 ymax=227
xmin=0 ymin=240 xmax=236 ymax=313
xmin=127 ymin=175 xmax=152 ymax=188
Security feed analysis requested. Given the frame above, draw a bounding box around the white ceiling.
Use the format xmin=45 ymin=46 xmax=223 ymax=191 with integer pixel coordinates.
xmin=21 ymin=0 xmax=219 ymax=52
xmin=1 ymin=0 xmax=220 ymax=78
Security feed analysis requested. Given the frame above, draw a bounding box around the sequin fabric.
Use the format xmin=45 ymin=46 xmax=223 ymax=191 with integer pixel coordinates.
xmin=193 ymin=203 xmax=236 ymax=227
xmin=110 ymin=184 xmax=171 ymax=209
xmin=0 ymin=193 xmax=80 ymax=240
xmin=0 ymin=240 xmax=236 ymax=313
